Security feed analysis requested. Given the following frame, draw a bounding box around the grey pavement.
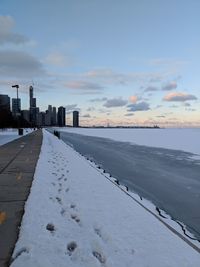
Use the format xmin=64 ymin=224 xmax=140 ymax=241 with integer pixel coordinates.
xmin=0 ymin=130 xmax=42 ymax=267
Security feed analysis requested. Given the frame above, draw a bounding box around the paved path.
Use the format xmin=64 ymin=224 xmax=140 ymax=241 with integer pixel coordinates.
xmin=0 ymin=130 xmax=42 ymax=267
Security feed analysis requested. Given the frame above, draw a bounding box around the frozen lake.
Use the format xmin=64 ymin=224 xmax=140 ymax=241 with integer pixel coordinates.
xmin=58 ymin=130 xmax=200 ymax=241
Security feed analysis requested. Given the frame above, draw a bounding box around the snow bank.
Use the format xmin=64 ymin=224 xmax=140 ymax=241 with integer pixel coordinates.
xmin=0 ymin=129 xmax=33 ymax=146
xmin=11 ymin=130 xmax=200 ymax=267
xmin=58 ymin=127 xmax=200 ymax=157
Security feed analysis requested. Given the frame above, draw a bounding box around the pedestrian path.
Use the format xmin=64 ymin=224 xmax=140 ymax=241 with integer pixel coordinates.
xmin=0 ymin=130 xmax=42 ymax=267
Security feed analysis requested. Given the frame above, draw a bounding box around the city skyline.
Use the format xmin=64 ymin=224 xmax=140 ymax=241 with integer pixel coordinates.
xmin=0 ymin=0 xmax=200 ymax=127
xmin=0 ymin=85 xmax=68 ymax=127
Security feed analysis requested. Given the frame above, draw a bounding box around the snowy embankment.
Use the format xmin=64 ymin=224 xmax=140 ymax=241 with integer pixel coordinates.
xmin=58 ymin=127 xmax=200 ymax=158
xmin=0 ymin=129 xmax=33 ymax=146
xmin=11 ymin=130 xmax=200 ymax=267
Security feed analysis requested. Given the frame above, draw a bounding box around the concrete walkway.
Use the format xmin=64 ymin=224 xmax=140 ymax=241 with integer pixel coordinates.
xmin=0 ymin=130 xmax=42 ymax=267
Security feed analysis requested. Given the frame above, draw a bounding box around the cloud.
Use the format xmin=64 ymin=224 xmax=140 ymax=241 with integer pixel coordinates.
xmin=184 ymin=102 xmax=191 ymax=107
xmin=156 ymin=115 xmax=166 ymax=118
xmin=45 ymin=51 xmax=72 ymax=67
xmin=64 ymin=80 xmax=104 ymax=91
xmin=150 ymin=58 xmax=187 ymax=68
xmin=125 ymin=113 xmax=134 ymax=117
xmin=84 ymin=68 xmax=172 ymax=86
xmin=127 ymin=101 xmax=150 ymax=112
xmin=162 ymin=81 xmax=177 ymax=91
xmin=90 ymin=97 xmax=107 ymax=102
xmin=82 ymin=114 xmax=91 ymax=118
xmin=0 ymin=16 xmax=28 ymax=45
xmin=155 ymin=105 xmax=163 ymax=109
xmin=103 ymin=98 xmax=127 ymax=108
xmin=85 ymin=69 xmax=128 ymax=85
xmin=64 ymin=104 xmax=77 ymax=111
xmin=129 ymin=95 xmax=138 ymax=103
xmin=87 ymin=107 xmax=95 ymax=111
xmin=98 ymin=108 xmax=111 ymax=114
xmin=163 ymin=92 xmax=197 ymax=102
xmin=186 ymin=108 xmax=196 ymax=112
xmin=0 ymin=50 xmax=46 ymax=77
xmin=144 ymin=86 xmax=158 ymax=92
xmin=170 ymin=105 xmax=178 ymax=108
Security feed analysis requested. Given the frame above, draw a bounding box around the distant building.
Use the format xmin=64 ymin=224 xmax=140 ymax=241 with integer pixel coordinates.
xmin=48 ymin=105 xmax=53 ymax=125
xmin=0 ymin=94 xmax=12 ymax=127
xmin=52 ymin=107 xmax=57 ymax=125
xmin=57 ymin=106 xmax=66 ymax=127
xmin=12 ymin=98 xmax=21 ymax=115
xmin=73 ymin=111 xmax=79 ymax=127
xmin=29 ymin=85 xmax=37 ymax=125
xmin=0 ymin=94 xmax=10 ymax=112
xmin=36 ymin=112 xmax=45 ymax=127
xmin=21 ymin=110 xmax=30 ymax=122
xmin=45 ymin=110 xmax=51 ymax=126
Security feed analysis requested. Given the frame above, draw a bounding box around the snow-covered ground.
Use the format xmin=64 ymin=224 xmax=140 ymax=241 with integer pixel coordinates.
xmin=11 ymin=130 xmax=200 ymax=267
xmin=0 ymin=129 xmax=33 ymax=146
xmin=58 ymin=127 xmax=200 ymax=157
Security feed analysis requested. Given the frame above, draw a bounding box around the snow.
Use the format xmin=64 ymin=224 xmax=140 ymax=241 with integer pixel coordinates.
xmin=11 ymin=130 xmax=200 ymax=267
xmin=58 ymin=127 xmax=200 ymax=157
xmin=0 ymin=129 xmax=33 ymax=146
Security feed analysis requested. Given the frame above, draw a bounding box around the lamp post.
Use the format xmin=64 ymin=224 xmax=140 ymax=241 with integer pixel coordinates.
xmin=11 ymin=84 xmax=21 ymax=131
xmin=12 ymin=84 xmax=19 ymax=114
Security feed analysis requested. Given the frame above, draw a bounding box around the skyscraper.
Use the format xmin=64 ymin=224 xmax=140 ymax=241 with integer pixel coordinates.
xmin=29 ymin=85 xmax=37 ymax=125
xmin=21 ymin=110 xmax=30 ymax=123
xmin=73 ymin=111 xmax=79 ymax=127
xmin=12 ymin=98 xmax=21 ymax=115
xmin=52 ymin=107 xmax=57 ymax=125
xmin=0 ymin=95 xmax=10 ymax=112
xmin=57 ymin=106 xmax=66 ymax=127
xmin=0 ymin=94 xmax=12 ymax=127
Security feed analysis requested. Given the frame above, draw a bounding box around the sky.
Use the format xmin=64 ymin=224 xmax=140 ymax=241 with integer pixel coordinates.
xmin=0 ymin=0 xmax=200 ymax=127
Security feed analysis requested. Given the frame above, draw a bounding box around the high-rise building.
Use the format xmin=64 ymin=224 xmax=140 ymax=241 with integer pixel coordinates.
xmin=73 ymin=111 xmax=79 ymax=127
xmin=48 ymin=105 xmax=54 ymax=125
xmin=12 ymin=98 xmax=21 ymax=115
xmin=29 ymin=85 xmax=37 ymax=125
xmin=0 ymin=94 xmax=12 ymax=127
xmin=0 ymin=95 xmax=10 ymax=112
xmin=45 ymin=110 xmax=51 ymax=126
xmin=36 ymin=112 xmax=45 ymax=127
xmin=57 ymin=106 xmax=66 ymax=127
xmin=29 ymin=85 xmax=36 ymax=108
xmin=21 ymin=110 xmax=30 ymax=122
xmin=52 ymin=107 xmax=57 ymax=125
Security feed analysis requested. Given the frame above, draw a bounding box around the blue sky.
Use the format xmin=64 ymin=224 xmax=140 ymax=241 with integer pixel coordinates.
xmin=0 ymin=0 xmax=199 ymax=126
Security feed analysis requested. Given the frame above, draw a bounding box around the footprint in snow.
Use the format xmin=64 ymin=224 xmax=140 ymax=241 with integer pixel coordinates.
xmin=92 ymin=251 xmax=106 ymax=264
xmin=56 ymin=196 xmax=62 ymax=205
xmin=70 ymin=204 xmax=76 ymax=209
xmin=11 ymin=247 xmax=29 ymax=263
xmin=60 ymin=208 xmax=66 ymax=216
xmin=93 ymin=225 xmax=109 ymax=243
xmin=67 ymin=241 xmax=77 ymax=256
xmin=46 ymin=223 xmax=55 ymax=233
xmin=71 ymin=214 xmax=81 ymax=225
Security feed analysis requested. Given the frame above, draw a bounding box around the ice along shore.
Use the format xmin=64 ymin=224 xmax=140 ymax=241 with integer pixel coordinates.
xmin=11 ymin=129 xmax=200 ymax=267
